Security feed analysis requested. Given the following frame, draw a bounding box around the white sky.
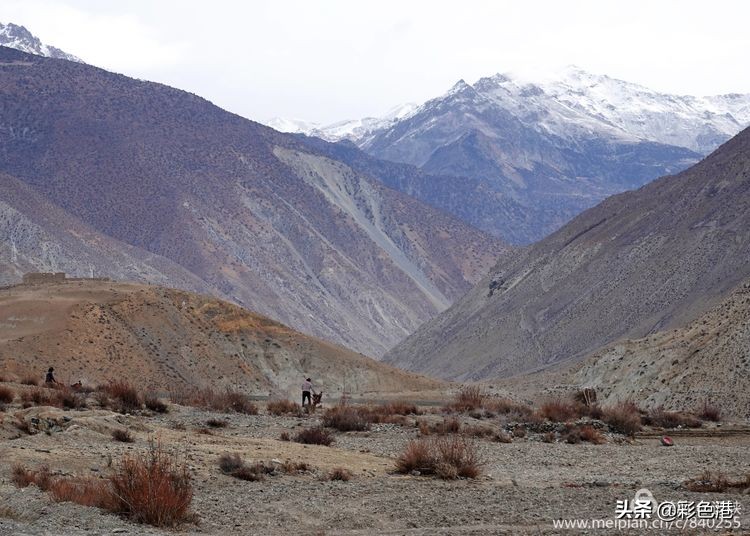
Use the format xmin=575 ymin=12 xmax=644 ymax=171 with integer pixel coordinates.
xmin=3 ymin=0 xmax=750 ymax=124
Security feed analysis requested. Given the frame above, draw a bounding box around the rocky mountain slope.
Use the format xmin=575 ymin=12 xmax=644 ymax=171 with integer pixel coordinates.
xmin=0 ymin=279 xmax=442 ymax=396
xmin=385 ymin=127 xmax=750 ymax=380
xmin=275 ymin=67 xmax=750 ymax=244
xmin=0 ymin=22 xmax=80 ymax=62
xmin=501 ymin=279 xmax=750 ymax=418
xmin=0 ymin=46 xmax=506 ymax=358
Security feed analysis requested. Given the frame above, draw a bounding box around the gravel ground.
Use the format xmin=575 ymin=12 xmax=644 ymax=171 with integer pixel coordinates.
xmin=0 ymin=403 xmax=748 ymax=535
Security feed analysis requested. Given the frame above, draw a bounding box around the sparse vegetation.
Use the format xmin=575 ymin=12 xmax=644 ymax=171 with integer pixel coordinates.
xmin=565 ymin=425 xmax=606 ymax=444
xmin=602 ymin=402 xmax=642 ymax=436
xmin=684 ymin=470 xmax=750 ymax=493
xmin=21 ymin=376 xmax=39 ymax=386
xmin=539 ymin=398 xmax=582 ymax=422
xmin=206 ymin=418 xmax=228 ymax=428
xmin=171 ymin=387 xmax=257 ymax=414
xmin=327 ymin=467 xmax=353 ymax=481
xmin=396 ymin=436 xmax=482 ymax=479
xmin=697 ymin=402 xmax=722 ymax=422
xmin=279 ymin=431 xmax=290 ymax=441
xmin=322 ymin=404 xmax=370 ymax=432
xmin=112 ymin=429 xmax=134 ymax=443
xmin=0 ymin=386 xmax=14 ymax=403
xmin=445 ymin=386 xmax=486 ymax=412
xmin=100 ymin=381 xmax=142 ymax=412
xmin=266 ymin=399 xmax=302 ymax=416
xmin=144 ymin=394 xmax=169 ymax=413
xmin=294 ymin=427 xmax=334 ymax=446
xmin=645 ymin=407 xmax=702 ymax=429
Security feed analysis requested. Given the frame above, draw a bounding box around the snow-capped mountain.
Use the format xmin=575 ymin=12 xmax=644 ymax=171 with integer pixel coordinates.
xmin=0 ymin=22 xmax=81 ymax=62
xmin=267 ymin=102 xmax=419 ymax=143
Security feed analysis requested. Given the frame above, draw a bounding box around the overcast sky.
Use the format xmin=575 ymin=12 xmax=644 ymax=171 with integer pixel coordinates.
xmin=3 ymin=0 xmax=750 ymax=124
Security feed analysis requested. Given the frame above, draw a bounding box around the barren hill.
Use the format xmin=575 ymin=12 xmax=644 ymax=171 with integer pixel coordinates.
xmin=0 ymin=46 xmax=506 ymax=357
xmin=0 ymin=279 xmax=442 ymax=397
xmin=385 ymin=127 xmax=750 ymax=380
xmin=499 ymin=280 xmax=750 ymax=417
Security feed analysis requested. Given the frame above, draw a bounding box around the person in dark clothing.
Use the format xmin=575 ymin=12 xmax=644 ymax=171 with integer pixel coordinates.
xmin=45 ymin=367 xmax=58 ymax=385
xmin=301 ymin=377 xmax=314 ymax=407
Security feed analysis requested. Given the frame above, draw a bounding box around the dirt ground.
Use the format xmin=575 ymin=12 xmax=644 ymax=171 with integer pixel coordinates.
xmin=0 ymin=396 xmax=748 ymax=535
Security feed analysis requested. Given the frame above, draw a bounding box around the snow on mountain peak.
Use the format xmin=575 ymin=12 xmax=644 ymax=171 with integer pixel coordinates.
xmin=0 ymin=22 xmax=82 ymax=62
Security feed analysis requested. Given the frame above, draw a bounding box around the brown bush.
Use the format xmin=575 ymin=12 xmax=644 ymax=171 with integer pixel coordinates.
xmin=266 ymin=399 xmax=302 ymax=416
xmin=109 ymin=443 xmax=193 ymax=526
xmin=280 ymin=460 xmax=310 ymax=474
xmin=206 ymin=418 xmax=228 ymax=428
xmin=697 ymin=402 xmax=721 ymax=422
xmin=112 ymin=429 xmax=134 ymax=443
xmin=279 ymin=431 xmax=290 ymax=441
xmin=602 ymin=402 xmax=642 ymax=436
xmin=0 ymin=386 xmax=14 ymax=404
xmin=49 ymin=477 xmax=117 ymax=510
xmin=144 ymin=394 xmax=168 ymax=413
xmin=57 ymin=387 xmax=87 ymax=410
xmin=20 ymin=387 xmax=52 ymax=407
xmin=322 ymin=405 xmax=369 ymax=432
xmin=327 ymin=467 xmax=353 ymax=481
xmin=565 ymin=425 xmax=606 ymax=444
xmin=396 ymin=436 xmax=482 ymax=479
xmin=462 ymin=425 xmax=495 ymax=439
xmin=364 ymin=401 xmax=421 ymax=423
xmin=11 ymin=464 xmax=37 ymax=487
xmin=446 ymin=386 xmax=486 ymax=412
xmin=542 ymin=431 xmax=556 ymax=443
xmin=101 ymin=381 xmax=142 ymax=412
xmin=14 ymin=417 xmax=32 ymax=435
xmin=418 ymin=417 xmax=461 ymax=436
xmin=539 ymin=398 xmax=584 ymax=422
xmin=21 ymin=376 xmax=39 ymax=386
xmin=218 ymin=453 xmax=274 ymax=481
xmin=485 ymin=398 xmax=535 ymax=420
xmin=684 ymin=471 xmax=749 ymax=493
xmin=171 ymin=387 xmax=257 ymax=414
xmin=646 ymin=407 xmax=702 ymax=429
xmin=294 ymin=427 xmax=334 ymax=446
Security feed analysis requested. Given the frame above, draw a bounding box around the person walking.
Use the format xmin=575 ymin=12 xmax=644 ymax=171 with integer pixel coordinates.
xmin=45 ymin=367 xmax=58 ymax=385
xmin=301 ymin=377 xmax=315 ymax=407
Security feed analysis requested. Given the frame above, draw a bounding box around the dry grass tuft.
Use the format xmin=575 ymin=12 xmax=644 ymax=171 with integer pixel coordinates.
xmin=100 ymin=381 xmax=142 ymax=412
xmin=218 ymin=453 xmax=275 ymax=481
xmin=112 ymin=429 xmax=134 ymax=443
xmin=539 ymin=398 xmax=583 ymax=422
xmin=279 ymin=431 xmax=290 ymax=441
xmin=144 ymin=394 xmax=169 ymax=413
xmin=294 ymin=427 xmax=334 ymax=446
xmin=646 ymin=407 xmax=702 ymax=429
xmin=446 ymin=386 xmax=486 ymax=412
xmin=266 ymin=399 xmax=302 ymax=416
xmin=327 ymin=467 xmax=353 ymax=481
xmin=21 ymin=376 xmax=39 ymax=386
xmin=684 ymin=471 xmax=750 ymax=493
xmin=396 ymin=436 xmax=482 ymax=479
xmin=565 ymin=425 xmax=606 ymax=444
xmin=602 ymin=402 xmax=642 ymax=436
xmin=109 ymin=443 xmax=193 ymax=526
xmin=697 ymin=402 xmax=722 ymax=422
xmin=171 ymin=387 xmax=257 ymax=414
xmin=0 ymin=386 xmax=14 ymax=404
xmin=322 ymin=405 xmax=370 ymax=432
xmin=205 ymin=418 xmax=228 ymax=428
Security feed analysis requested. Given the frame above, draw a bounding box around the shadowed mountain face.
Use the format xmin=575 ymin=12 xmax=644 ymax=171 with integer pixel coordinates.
xmin=0 ymin=46 xmax=506 ymax=358
xmin=0 ymin=280 xmax=443 ymax=396
xmin=384 ymin=127 xmax=750 ymax=380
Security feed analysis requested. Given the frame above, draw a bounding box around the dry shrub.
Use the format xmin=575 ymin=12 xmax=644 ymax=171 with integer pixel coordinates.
xmin=171 ymin=387 xmax=257 ymax=414
xmin=542 ymin=431 xmax=556 ymax=443
xmin=462 ymin=425 xmax=495 ymax=439
xmin=144 ymin=394 xmax=168 ymax=413
xmin=20 ymin=387 xmax=52 ymax=407
xmin=279 ymin=431 xmax=290 ymax=441
xmin=21 ymin=376 xmax=39 ymax=386
xmin=100 ymin=381 xmax=142 ymax=412
xmin=11 ymin=464 xmax=37 ymax=487
xmin=280 ymin=460 xmax=309 ymax=474
xmin=602 ymin=402 xmax=642 ymax=436
xmin=109 ymin=443 xmax=193 ymax=527
xmin=0 ymin=386 xmax=14 ymax=404
xmin=327 ymin=467 xmax=352 ymax=481
xmin=446 ymin=386 xmax=486 ymax=412
xmin=294 ymin=427 xmax=334 ymax=446
xmin=485 ymin=397 xmax=535 ymax=420
xmin=396 ymin=436 xmax=482 ymax=479
xmin=112 ymin=429 xmax=134 ymax=443
xmin=539 ymin=398 xmax=584 ymax=422
xmin=684 ymin=471 xmax=750 ymax=493
xmin=697 ymin=402 xmax=722 ymax=422
xmin=49 ymin=477 xmax=116 ymax=510
xmin=14 ymin=417 xmax=32 ymax=435
xmin=57 ymin=387 xmax=87 ymax=410
xmin=322 ymin=405 xmax=370 ymax=432
xmin=266 ymin=399 xmax=302 ymax=416
xmin=565 ymin=425 xmax=606 ymax=445
xmin=206 ymin=418 xmax=228 ymax=428
xmin=646 ymin=407 xmax=702 ymax=429
xmin=512 ymin=425 xmax=527 ymax=438
xmin=218 ymin=453 xmax=273 ymax=481
xmin=494 ymin=430 xmax=513 ymax=443
xmin=365 ymin=401 xmax=421 ymax=423
xmin=418 ymin=417 xmax=461 ymax=436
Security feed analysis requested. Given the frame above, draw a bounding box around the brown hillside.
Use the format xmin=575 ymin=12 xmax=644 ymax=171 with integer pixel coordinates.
xmin=0 ymin=279 xmax=442 ymax=397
